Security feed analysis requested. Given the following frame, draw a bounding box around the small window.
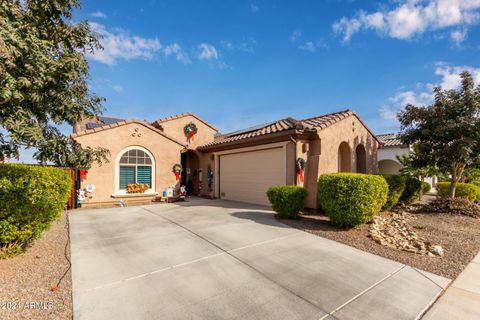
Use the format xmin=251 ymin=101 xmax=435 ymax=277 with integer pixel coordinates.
xmin=118 ymin=149 xmax=153 ymax=189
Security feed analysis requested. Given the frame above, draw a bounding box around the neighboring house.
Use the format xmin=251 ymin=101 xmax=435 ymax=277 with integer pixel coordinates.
xmin=377 ymin=134 xmax=410 ymax=174
xmin=73 ymin=110 xmax=380 ymax=209
xmin=377 ymin=133 xmax=437 ymax=187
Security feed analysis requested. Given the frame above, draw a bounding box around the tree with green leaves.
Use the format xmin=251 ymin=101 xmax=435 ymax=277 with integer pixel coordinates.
xmin=0 ymin=0 xmax=109 ymax=167
xmin=396 ymin=152 xmax=439 ymax=200
xmin=398 ymin=71 xmax=480 ymax=199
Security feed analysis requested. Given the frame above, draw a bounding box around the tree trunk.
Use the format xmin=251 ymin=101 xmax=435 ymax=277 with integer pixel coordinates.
xmin=419 ymin=176 xmax=425 ymax=201
xmin=449 ymin=179 xmax=457 ymax=199
xmin=449 ymin=163 xmax=466 ymax=199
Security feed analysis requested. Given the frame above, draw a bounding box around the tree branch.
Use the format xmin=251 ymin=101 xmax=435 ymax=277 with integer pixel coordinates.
xmin=0 ymin=98 xmax=11 ymax=106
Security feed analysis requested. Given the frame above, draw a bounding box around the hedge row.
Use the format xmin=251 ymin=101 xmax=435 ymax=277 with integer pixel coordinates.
xmin=381 ymin=174 xmax=406 ymax=210
xmin=437 ymin=182 xmax=479 ymax=202
xmin=399 ymin=176 xmax=423 ymax=205
xmin=0 ymin=164 xmax=72 ymax=258
xmin=317 ymin=173 xmax=388 ymax=228
xmin=266 ymin=186 xmax=308 ymax=219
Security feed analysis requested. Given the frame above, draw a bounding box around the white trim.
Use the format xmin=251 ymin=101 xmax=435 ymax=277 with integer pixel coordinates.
xmin=213 ymin=141 xmax=290 ymax=200
xmin=111 ymin=191 xmax=159 ymax=198
xmin=114 ymin=146 xmax=156 ymax=195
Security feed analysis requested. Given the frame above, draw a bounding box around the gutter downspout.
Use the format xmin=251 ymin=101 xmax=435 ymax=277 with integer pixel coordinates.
xmin=289 ymin=135 xmax=297 ymax=186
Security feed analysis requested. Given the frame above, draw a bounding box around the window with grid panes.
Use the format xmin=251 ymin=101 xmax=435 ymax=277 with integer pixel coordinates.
xmin=119 ymin=149 xmax=153 ymax=189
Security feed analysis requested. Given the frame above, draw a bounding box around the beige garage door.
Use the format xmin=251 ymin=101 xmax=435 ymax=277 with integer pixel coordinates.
xmin=219 ymin=147 xmax=285 ymax=206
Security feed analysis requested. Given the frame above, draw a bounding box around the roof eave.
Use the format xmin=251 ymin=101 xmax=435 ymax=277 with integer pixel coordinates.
xmin=197 ymin=128 xmax=311 ymax=152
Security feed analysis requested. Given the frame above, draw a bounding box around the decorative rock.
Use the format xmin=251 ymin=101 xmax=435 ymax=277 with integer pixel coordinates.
xmin=430 ymin=245 xmax=444 ymax=256
xmin=368 ymin=212 xmax=444 ymax=257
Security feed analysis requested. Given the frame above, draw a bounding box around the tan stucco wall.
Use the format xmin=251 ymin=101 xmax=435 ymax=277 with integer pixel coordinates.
xmin=158 ymin=115 xmax=217 ymax=149
xmin=74 ymin=123 xmax=184 ymax=206
xmin=302 ymin=115 xmax=379 ymax=208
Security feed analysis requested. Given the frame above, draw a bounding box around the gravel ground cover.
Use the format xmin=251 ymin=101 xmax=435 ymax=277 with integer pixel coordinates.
xmin=280 ymin=209 xmax=480 ymax=279
xmin=0 ymin=212 xmax=72 ymax=320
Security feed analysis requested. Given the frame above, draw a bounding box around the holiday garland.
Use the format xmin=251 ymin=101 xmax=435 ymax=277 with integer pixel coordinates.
xmin=184 ymin=122 xmax=198 ymax=143
xmin=296 ymin=158 xmax=306 ymax=183
xmin=172 ymin=163 xmax=183 ymax=180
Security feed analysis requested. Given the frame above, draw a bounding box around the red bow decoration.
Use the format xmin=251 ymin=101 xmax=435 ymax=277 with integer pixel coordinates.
xmin=297 ymin=169 xmax=304 ymax=183
xmin=79 ymin=164 xmax=91 ymax=181
xmin=187 ymin=130 xmax=195 ymax=143
xmin=172 ymin=164 xmax=183 ymax=181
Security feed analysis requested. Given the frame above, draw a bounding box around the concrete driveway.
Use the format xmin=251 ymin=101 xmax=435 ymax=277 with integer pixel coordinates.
xmin=70 ymin=198 xmax=449 ymax=320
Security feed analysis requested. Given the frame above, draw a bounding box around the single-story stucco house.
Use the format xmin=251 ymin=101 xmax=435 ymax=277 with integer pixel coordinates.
xmin=72 ymin=110 xmax=380 ymax=209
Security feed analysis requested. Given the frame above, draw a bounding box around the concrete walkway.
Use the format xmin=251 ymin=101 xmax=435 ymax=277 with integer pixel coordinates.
xmin=423 ymin=252 xmax=480 ymax=320
xmin=70 ymin=198 xmax=449 ymax=320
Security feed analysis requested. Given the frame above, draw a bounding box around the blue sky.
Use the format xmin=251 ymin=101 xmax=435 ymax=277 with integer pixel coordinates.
xmin=12 ymin=0 xmax=480 ymax=162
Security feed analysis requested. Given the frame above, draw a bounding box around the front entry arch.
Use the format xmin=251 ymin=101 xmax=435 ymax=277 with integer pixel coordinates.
xmin=355 ymin=144 xmax=367 ymax=173
xmin=338 ymin=142 xmax=351 ymax=172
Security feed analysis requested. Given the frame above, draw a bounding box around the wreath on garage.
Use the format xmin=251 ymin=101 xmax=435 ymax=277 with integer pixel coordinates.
xmin=295 ymin=158 xmax=306 ymax=183
xmin=184 ymin=122 xmax=198 ymax=143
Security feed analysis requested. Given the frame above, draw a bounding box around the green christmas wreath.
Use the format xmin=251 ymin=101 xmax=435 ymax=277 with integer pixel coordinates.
xmin=184 ymin=122 xmax=198 ymax=142
xmin=295 ymin=158 xmax=306 ymax=171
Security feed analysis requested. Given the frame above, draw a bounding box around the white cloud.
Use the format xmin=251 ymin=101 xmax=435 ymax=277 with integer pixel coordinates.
xmin=88 ymin=22 xmax=162 ymax=65
xmin=333 ymin=0 xmax=480 ymax=43
xmin=250 ymin=4 xmax=259 ymax=13
xmin=298 ymin=40 xmax=328 ymax=52
xmin=298 ymin=41 xmax=317 ymax=52
xmin=380 ymin=90 xmax=433 ymax=120
xmin=197 ymin=43 xmax=219 ymax=60
xmin=221 ymin=38 xmax=257 ymax=54
xmin=451 ymin=28 xmax=468 ymax=44
xmin=289 ymin=30 xmax=302 ymax=42
xmin=435 ymin=64 xmax=480 ymax=89
xmin=90 ymin=11 xmax=107 ymax=19
xmin=164 ymin=43 xmax=191 ymax=64
xmin=111 ymin=84 xmax=123 ymax=93
xmin=332 ymin=17 xmax=362 ymax=42
xmin=379 ymin=64 xmax=480 ymax=120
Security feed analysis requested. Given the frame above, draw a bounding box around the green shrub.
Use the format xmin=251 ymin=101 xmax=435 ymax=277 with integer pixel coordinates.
xmin=469 ymin=181 xmax=480 ymax=202
xmin=381 ymin=174 xmax=407 ymax=210
xmin=470 ymin=181 xmax=480 ymax=188
xmin=317 ymin=173 xmax=388 ymax=228
xmin=0 ymin=164 xmax=71 ymax=258
xmin=422 ymin=181 xmax=431 ymax=193
xmin=267 ymin=186 xmax=308 ymax=219
xmin=399 ymin=177 xmax=423 ymax=205
xmin=437 ymin=182 xmax=478 ymax=202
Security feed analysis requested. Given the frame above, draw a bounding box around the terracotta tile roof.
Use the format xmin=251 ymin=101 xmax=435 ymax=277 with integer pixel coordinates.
xmin=151 ymin=112 xmax=218 ymax=131
xmin=71 ymin=119 xmax=186 ymax=147
xmin=377 ymin=133 xmax=407 ymax=147
xmin=198 ymin=110 xmax=356 ymax=149
xmin=300 ymin=110 xmax=354 ymax=129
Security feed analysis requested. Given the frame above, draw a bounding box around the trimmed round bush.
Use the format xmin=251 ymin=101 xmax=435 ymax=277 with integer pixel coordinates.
xmin=437 ymin=182 xmax=478 ymax=202
xmin=422 ymin=181 xmax=431 ymax=193
xmin=0 ymin=164 xmax=72 ymax=258
xmin=266 ymin=186 xmax=308 ymax=219
xmin=317 ymin=173 xmax=388 ymax=228
xmin=381 ymin=174 xmax=407 ymax=210
xmin=469 ymin=181 xmax=480 ymax=202
xmin=399 ymin=177 xmax=423 ymax=205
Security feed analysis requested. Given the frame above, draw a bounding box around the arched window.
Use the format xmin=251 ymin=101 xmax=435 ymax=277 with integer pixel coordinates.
xmin=338 ymin=142 xmax=351 ymax=172
xmin=355 ymin=144 xmax=367 ymax=173
xmin=118 ymin=148 xmax=153 ymax=190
